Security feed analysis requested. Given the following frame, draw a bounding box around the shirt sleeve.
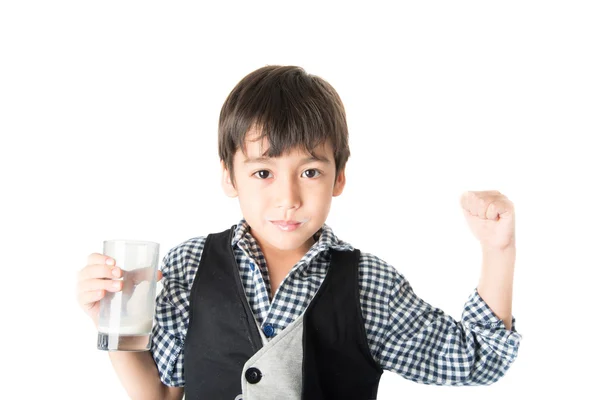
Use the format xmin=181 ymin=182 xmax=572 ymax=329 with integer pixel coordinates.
xmin=150 ymin=236 xmax=206 ymax=387
xmin=378 ymin=273 xmax=522 ymax=385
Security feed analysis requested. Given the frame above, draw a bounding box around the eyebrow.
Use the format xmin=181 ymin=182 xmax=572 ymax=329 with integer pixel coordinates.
xmin=243 ymin=154 xmax=332 ymax=165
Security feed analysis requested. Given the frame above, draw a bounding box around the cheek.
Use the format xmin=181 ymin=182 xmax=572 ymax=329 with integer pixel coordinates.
xmin=236 ymin=187 xmax=263 ymax=211
xmin=311 ymin=182 xmax=335 ymax=198
xmin=305 ymin=187 xmax=333 ymax=208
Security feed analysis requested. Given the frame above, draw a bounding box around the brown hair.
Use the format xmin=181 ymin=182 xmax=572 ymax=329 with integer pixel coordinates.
xmin=218 ymin=65 xmax=350 ymax=187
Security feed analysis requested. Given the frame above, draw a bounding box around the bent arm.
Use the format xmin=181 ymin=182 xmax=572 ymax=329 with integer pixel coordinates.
xmin=379 ymin=277 xmax=521 ymax=386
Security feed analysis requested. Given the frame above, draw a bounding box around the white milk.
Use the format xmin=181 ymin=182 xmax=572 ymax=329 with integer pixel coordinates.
xmin=99 ymin=281 xmax=154 ymax=335
xmin=99 ymin=317 xmax=153 ymax=335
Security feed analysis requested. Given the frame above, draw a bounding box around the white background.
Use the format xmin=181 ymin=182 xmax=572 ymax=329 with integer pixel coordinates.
xmin=1 ymin=1 xmax=599 ymax=398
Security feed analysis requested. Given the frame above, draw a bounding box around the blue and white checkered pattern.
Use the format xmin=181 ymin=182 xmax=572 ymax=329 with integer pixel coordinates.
xmin=151 ymin=219 xmax=521 ymax=387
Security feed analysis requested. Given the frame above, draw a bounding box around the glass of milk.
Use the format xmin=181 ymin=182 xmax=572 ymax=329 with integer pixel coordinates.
xmin=97 ymin=239 xmax=160 ymax=351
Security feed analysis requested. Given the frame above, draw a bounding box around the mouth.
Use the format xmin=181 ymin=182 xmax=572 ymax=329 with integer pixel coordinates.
xmin=270 ymin=220 xmax=305 ymax=232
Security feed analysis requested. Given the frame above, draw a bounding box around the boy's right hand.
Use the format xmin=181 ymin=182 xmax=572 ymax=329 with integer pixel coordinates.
xmin=76 ymin=253 xmax=163 ymax=329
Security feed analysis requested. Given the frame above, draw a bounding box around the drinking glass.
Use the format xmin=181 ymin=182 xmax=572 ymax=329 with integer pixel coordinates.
xmin=97 ymin=240 xmax=160 ymax=351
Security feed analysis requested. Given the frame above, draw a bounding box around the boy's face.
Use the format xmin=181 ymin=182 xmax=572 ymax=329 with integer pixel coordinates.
xmin=221 ymin=129 xmax=345 ymax=257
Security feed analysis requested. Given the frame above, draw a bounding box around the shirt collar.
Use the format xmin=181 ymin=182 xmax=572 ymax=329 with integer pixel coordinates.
xmin=231 ymin=218 xmax=354 ymax=264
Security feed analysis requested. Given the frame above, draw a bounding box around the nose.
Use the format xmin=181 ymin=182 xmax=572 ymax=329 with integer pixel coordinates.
xmin=274 ymin=174 xmax=301 ymax=210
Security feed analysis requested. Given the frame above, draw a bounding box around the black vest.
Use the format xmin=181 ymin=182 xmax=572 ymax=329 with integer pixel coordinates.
xmin=183 ymin=226 xmax=383 ymax=399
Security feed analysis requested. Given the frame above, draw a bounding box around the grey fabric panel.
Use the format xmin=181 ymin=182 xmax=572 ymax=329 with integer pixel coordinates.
xmin=240 ymin=314 xmax=305 ymax=400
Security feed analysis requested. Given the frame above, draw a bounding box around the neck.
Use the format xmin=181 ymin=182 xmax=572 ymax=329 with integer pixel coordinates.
xmin=250 ymin=230 xmax=316 ymax=268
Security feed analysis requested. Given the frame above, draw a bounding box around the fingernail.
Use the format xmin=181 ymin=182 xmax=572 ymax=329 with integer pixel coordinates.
xmin=106 ymin=258 xmax=114 ymax=266
xmin=111 ymin=268 xmax=120 ymax=277
xmin=112 ymin=281 xmax=121 ymax=289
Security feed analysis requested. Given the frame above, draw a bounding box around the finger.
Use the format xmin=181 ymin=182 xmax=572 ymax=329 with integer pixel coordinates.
xmin=87 ymin=253 xmax=116 ymax=268
xmin=124 ymin=266 xmax=156 ymax=285
xmin=77 ymin=288 xmax=106 ymax=307
xmin=157 ymin=270 xmax=163 ymax=281
xmin=460 ymin=190 xmax=503 ymax=204
xmin=460 ymin=191 xmax=478 ymax=214
xmin=475 ymin=196 xmax=493 ymax=219
xmin=78 ymin=263 xmax=122 ymax=282
xmin=78 ymin=278 xmax=123 ymax=296
xmin=477 ymin=192 xmax=508 ymax=219
xmin=461 ymin=191 xmax=501 ymax=218
xmin=486 ymin=198 xmax=513 ymax=220
xmin=485 ymin=200 xmax=501 ymax=220
xmin=476 ymin=190 xmax=502 ymax=196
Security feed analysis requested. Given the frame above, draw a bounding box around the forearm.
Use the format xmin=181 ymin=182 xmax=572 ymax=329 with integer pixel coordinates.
xmin=476 ymin=245 xmax=516 ymax=330
xmin=107 ymin=350 xmax=172 ymax=400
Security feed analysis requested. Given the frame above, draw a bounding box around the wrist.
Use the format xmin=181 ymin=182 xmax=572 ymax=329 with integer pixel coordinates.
xmin=481 ymin=242 xmax=516 ymax=257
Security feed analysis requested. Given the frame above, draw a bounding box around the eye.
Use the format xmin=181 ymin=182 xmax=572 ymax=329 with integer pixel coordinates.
xmin=302 ymin=169 xmax=322 ymax=179
xmin=253 ymin=170 xmax=272 ymax=179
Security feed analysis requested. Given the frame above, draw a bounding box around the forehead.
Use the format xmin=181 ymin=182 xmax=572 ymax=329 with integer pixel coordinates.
xmin=240 ymin=130 xmax=333 ymax=160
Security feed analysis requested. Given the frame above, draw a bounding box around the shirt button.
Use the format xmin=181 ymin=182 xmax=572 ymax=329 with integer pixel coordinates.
xmin=245 ymin=367 xmax=262 ymax=384
xmin=263 ymin=324 xmax=275 ymax=337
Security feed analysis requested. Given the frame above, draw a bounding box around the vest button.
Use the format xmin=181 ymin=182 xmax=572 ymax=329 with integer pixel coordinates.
xmin=245 ymin=367 xmax=262 ymax=384
xmin=263 ymin=324 xmax=275 ymax=337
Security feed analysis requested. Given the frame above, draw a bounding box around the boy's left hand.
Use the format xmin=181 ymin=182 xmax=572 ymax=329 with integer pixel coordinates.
xmin=460 ymin=190 xmax=515 ymax=251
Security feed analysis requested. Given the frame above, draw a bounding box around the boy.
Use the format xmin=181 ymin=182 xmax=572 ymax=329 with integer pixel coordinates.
xmin=77 ymin=65 xmax=521 ymax=400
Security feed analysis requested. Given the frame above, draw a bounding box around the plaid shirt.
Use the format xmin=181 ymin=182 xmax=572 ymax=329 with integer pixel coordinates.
xmin=151 ymin=219 xmax=521 ymax=387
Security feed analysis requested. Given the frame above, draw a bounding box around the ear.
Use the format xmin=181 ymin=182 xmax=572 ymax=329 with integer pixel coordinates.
xmin=221 ymin=160 xmax=238 ymax=198
xmin=332 ymin=167 xmax=346 ymax=197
